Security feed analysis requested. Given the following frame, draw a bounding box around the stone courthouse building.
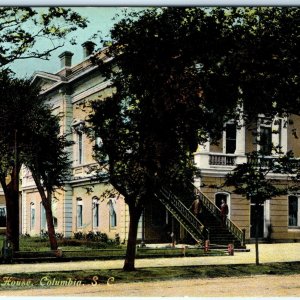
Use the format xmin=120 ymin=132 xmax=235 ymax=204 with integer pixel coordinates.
xmin=1 ymin=43 xmax=300 ymax=245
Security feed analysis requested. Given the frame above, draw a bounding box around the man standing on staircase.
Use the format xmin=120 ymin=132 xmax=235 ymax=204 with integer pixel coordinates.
xmin=190 ymin=195 xmax=202 ymax=220
xmin=220 ymin=199 xmax=229 ymax=226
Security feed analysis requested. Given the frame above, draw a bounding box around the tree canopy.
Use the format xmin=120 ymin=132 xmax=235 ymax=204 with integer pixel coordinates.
xmin=89 ymin=7 xmax=300 ymax=270
xmin=0 ymin=7 xmax=87 ymax=66
xmin=0 ymin=71 xmax=72 ymax=250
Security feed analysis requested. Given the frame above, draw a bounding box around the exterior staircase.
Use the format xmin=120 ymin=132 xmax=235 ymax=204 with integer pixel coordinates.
xmin=154 ymin=186 xmax=206 ymax=244
xmin=201 ymin=206 xmax=244 ymax=248
xmin=154 ymin=183 xmax=246 ymax=248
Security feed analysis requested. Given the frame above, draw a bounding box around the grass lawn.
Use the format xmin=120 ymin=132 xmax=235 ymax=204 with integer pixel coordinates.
xmin=1 ymin=262 xmax=300 ymax=290
xmin=0 ymin=235 xmax=227 ymax=260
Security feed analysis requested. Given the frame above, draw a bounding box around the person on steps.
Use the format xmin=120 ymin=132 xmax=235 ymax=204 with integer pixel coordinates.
xmin=220 ymin=199 xmax=228 ymax=226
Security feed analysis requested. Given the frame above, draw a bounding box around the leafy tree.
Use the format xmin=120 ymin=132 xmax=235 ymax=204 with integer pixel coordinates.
xmin=0 ymin=7 xmax=87 ymax=66
xmin=0 ymin=71 xmax=41 ymax=250
xmin=0 ymin=71 xmax=70 ymax=251
xmin=0 ymin=6 xmax=86 ymax=251
xmin=23 ymin=104 xmax=72 ymax=251
xmin=225 ymin=152 xmax=286 ymax=265
xmin=89 ymin=7 xmax=300 ymax=270
xmin=89 ymin=7 xmax=243 ymax=271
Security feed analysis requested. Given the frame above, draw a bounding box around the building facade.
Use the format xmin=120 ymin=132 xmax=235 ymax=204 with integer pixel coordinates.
xmin=1 ymin=43 xmax=300 ymax=244
xmin=20 ymin=45 xmax=143 ymax=242
xmin=195 ymin=114 xmax=300 ymax=242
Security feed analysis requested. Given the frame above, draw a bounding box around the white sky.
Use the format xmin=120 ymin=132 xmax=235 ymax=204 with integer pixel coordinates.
xmin=8 ymin=7 xmax=145 ymax=78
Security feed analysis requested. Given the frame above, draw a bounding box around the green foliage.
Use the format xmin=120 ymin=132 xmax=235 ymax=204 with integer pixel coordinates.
xmin=225 ymin=152 xmax=283 ymax=203
xmin=225 ymin=151 xmax=300 ymax=204
xmin=0 ymin=7 xmax=87 ymax=66
xmin=89 ymin=7 xmax=300 ymax=269
xmin=90 ymin=7 xmax=300 ymax=205
xmin=73 ymin=231 xmax=109 ymax=243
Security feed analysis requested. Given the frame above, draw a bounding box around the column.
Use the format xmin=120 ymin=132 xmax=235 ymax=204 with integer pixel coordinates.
xmin=194 ymin=140 xmax=210 ymax=169
xmin=63 ymin=184 xmax=73 ymax=237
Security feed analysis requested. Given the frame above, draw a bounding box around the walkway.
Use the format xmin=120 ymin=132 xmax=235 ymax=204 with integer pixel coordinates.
xmin=0 ymin=243 xmax=299 ymax=275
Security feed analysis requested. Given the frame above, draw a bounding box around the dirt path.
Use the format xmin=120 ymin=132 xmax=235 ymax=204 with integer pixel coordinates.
xmin=1 ymin=274 xmax=300 ymax=297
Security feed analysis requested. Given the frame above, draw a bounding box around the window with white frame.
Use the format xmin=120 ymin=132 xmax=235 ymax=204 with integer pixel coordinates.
xmin=109 ymin=199 xmax=117 ymax=228
xmin=225 ymin=123 xmax=236 ymax=154
xmin=30 ymin=202 xmax=35 ymax=230
xmin=288 ymin=195 xmax=299 ymax=227
xmin=73 ymin=121 xmax=85 ymax=165
xmin=77 ymin=198 xmax=83 ymax=228
xmin=260 ymin=125 xmax=272 ymax=155
xmin=40 ymin=203 xmax=47 ymax=230
xmin=257 ymin=116 xmax=284 ymax=155
xmin=92 ymin=197 xmax=100 ymax=228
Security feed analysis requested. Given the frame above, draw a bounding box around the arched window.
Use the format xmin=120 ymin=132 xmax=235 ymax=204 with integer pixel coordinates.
xmin=215 ymin=192 xmax=231 ymax=218
xmin=92 ymin=196 xmax=100 ymax=228
xmin=108 ymin=199 xmax=117 ymax=228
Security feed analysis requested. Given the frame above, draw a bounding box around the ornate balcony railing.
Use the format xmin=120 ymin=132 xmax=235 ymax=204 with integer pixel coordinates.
xmin=247 ymin=155 xmax=300 ymax=171
xmin=209 ymin=154 xmax=237 ymax=166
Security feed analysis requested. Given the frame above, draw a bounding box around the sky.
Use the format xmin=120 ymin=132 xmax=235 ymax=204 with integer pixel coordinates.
xmin=8 ymin=7 xmax=144 ymax=78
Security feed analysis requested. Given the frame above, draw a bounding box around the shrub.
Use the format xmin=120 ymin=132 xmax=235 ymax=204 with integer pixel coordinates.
xmin=73 ymin=231 xmax=86 ymax=240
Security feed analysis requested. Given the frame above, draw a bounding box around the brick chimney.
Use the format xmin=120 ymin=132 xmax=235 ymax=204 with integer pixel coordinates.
xmin=82 ymin=41 xmax=96 ymax=59
xmin=58 ymin=51 xmax=74 ymax=69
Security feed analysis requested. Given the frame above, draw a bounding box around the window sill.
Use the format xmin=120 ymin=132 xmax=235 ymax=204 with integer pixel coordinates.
xmin=288 ymin=227 xmax=300 ymax=231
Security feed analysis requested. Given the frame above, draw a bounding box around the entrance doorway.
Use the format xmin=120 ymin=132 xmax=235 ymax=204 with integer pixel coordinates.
xmin=215 ymin=193 xmax=230 ymax=218
xmin=250 ymin=203 xmax=264 ymax=238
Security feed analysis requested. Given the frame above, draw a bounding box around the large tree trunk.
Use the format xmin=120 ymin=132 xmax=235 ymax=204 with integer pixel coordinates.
xmin=33 ymin=175 xmax=58 ymax=251
xmin=43 ymin=191 xmax=58 ymax=250
xmin=5 ymin=181 xmax=20 ymax=251
xmin=1 ymin=164 xmax=21 ymax=252
xmin=123 ymin=204 xmax=142 ymax=271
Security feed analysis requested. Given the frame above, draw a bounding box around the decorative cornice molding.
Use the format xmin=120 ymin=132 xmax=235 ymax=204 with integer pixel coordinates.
xmin=71 ymin=80 xmax=113 ymax=104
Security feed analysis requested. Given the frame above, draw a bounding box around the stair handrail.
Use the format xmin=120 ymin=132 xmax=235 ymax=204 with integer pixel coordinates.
xmin=156 ymin=186 xmax=206 ymax=239
xmin=191 ymin=183 xmax=244 ymax=243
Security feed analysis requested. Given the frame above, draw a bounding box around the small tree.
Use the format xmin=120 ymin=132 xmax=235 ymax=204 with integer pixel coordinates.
xmin=225 ymin=151 xmax=293 ymax=265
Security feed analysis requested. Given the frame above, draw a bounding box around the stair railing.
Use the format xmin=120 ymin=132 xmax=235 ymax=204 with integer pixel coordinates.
xmin=155 ymin=186 xmax=206 ymax=241
xmin=192 ymin=183 xmax=245 ymax=245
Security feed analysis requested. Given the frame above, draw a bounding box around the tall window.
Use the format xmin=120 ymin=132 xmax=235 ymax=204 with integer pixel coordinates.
xmin=260 ymin=126 xmax=272 ymax=155
xmin=289 ymin=195 xmax=299 ymax=227
xmin=40 ymin=203 xmax=47 ymax=230
xmin=0 ymin=206 xmax=6 ymax=227
xmin=92 ymin=197 xmax=100 ymax=228
xmin=77 ymin=198 xmax=83 ymax=228
xmin=225 ymin=123 xmax=236 ymax=154
xmin=30 ymin=203 xmax=35 ymax=231
xmin=109 ymin=199 xmax=117 ymax=228
xmin=73 ymin=121 xmax=85 ymax=165
xmin=78 ymin=131 xmax=83 ymax=165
